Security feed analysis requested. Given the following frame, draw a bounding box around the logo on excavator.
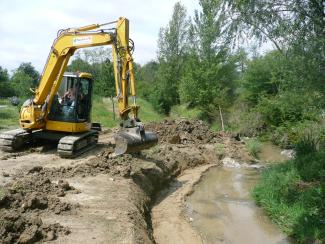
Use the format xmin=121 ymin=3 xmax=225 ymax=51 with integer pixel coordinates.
xmin=72 ymin=36 xmax=93 ymax=45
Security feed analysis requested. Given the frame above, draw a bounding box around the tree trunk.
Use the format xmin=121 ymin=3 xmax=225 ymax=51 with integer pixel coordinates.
xmin=219 ymin=105 xmax=225 ymax=131
xmin=111 ymin=96 xmax=116 ymax=121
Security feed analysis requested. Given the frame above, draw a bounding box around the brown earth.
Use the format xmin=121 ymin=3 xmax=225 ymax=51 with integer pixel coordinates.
xmin=152 ymin=164 xmax=217 ymax=244
xmin=0 ymin=119 xmax=252 ymax=243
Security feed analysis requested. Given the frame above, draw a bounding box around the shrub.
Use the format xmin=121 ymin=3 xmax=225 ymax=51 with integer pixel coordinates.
xmin=294 ymin=151 xmax=325 ymax=182
xmin=245 ymin=138 xmax=262 ymax=158
xmin=0 ymin=83 xmax=16 ymax=97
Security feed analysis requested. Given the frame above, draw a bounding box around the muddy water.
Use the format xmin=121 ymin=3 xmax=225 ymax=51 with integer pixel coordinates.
xmin=258 ymin=142 xmax=289 ymax=163
xmin=186 ymin=143 xmax=290 ymax=244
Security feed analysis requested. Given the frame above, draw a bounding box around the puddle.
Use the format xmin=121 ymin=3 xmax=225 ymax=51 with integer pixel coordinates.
xmin=186 ymin=143 xmax=291 ymax=244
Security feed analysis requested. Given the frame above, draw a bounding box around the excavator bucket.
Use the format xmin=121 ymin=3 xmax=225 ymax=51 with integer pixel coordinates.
xmin=114 ymin=126 xmax=158 ymax=156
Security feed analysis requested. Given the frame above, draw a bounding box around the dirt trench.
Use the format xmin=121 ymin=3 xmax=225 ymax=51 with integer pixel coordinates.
xmin=0 ymin=119 xmax=252 ymax=243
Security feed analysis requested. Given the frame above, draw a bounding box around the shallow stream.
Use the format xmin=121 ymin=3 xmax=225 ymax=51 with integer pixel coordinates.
xmin=186 ymin=142 xmax=291 ymax=243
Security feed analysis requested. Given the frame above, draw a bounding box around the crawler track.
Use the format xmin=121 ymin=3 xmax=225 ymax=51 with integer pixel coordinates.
xmin=0 ymin=129 xmax=98 ymax=158
xmin=0 ymin=129 xmax=31 ymax=152
xmin=58 ymin=130 xmax=98 ymax=158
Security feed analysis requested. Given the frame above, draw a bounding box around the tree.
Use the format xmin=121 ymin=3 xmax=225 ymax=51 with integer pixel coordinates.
xmin=179 ymin=0 xmax=238 ymax=121
xmin=67 ymin=48 xmax=115 ymax=97
xmin=67 ymin=58 xmax=94 ymax=74
xmin=225 ymin=0 xmax=325 ymax=124
xmin=11 ymin=63 xmax=39 ymax=97
xmin=191 ymin=0 xmax=230 ymax=59
xmin=0 ymin=66 xmax=9 ymax=82
xmin=157 ymin=2 xmax=189 ymax=62
xmin=222 ymin=0 xmax=324 ymax=90
xmin=0 ymin=66 xmax=15 ymax=97
xmin=15 ymin=62 xmax=39 ymax=86
xmin=135 ymin=61 xmax=159 ymax=100
xmin=136 ymin=61 xmax=158 ymax=85
xmin=94 ymin=60 xmax=115 ymax=97
xmin=151 ymin=2 xmax=190 ymax=114
xmin=225 ymin=0 xmax=324 ymax=50
xmin=240 ymin=51 xmax=284 ymax=104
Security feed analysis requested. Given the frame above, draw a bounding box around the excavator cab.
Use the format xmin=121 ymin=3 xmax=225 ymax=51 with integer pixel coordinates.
xmin=48 ymin=72 xmax=93 ymax=124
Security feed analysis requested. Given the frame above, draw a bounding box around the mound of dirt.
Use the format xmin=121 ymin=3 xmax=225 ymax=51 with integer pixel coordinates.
xmin=146 ymin=119 xmax=219 ymax=144
xmin=0 ymin=211 xmax=69 ymax=243
xmin=28 ymin=154 xmax=133 ymax=180
xmin=3 ymin=175 xmax=77 ymax=212
xmin=0 ymin=174 xmax=76 ymax=243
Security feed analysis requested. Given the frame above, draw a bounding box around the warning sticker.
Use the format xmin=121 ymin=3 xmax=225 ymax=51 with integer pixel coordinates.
xmin=72 ymin=36 xmax=93 ymax=45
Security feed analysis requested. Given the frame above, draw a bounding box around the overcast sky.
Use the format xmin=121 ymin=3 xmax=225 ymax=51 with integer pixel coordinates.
xmin=0 ymin=0 xmax=200 ymax=73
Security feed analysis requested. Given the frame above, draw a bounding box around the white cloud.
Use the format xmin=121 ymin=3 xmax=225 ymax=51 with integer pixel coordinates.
xmin=0 ymin=0 xmax=199 ymax=73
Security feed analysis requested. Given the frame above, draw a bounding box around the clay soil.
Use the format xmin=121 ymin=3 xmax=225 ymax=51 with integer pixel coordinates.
xmin=0 ymin=119 xmax=252 ymax=243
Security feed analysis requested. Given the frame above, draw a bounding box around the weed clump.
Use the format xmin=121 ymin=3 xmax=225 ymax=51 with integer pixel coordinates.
xmin=245 ymin=138 xmax=262 ymax=158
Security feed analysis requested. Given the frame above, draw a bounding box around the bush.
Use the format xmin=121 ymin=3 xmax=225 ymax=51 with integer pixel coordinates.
xmin=0 ymin=83 xmax=16 ymax=97
xmin=270 ymin=120 xmax=324 ymax=149
xmin=295 ymin=136 xmax=318 ymax=157
xmin=245 ymin=138 xmax=262 ymax=158
xmin=294 ymin=151 xmax=325 ymax=182
xmin=228 ymin=102 xmax=266 ymax=136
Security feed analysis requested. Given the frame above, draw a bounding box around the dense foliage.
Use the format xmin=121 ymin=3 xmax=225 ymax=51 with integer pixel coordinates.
xmin=0 ymin=63 xmax=39 ymax=98
xmin=148 ymin=2 xmax=190 ymax=114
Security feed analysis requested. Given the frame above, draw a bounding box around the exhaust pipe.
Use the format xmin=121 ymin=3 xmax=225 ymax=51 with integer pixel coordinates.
xmin=113 ymin=126 xmax=158 ymax=156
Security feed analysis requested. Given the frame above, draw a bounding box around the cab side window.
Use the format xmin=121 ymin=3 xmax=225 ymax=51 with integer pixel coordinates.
xmin=76 ymin=79 xmax=91 ymax=121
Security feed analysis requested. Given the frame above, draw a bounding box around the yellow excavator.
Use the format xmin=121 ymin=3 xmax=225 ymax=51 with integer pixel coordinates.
xmin=0 ymin=17 xmax=157 ymax=157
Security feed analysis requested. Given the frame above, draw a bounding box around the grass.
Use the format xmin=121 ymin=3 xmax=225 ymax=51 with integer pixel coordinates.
xmin=210 ymin=121 xmax=222 ymax=132
xmin=91 ymin=96 xmax=119 ymax=128
xmin=136 ymin=98 xmax=164 ymax=122
xmin=0 ymin=98 xmax=20 ymax=130
xmin=252 ymin=151 xmax=325 ymax=242
xmin=0 ymin=96 xmax=164 ymax=131
xmin=170 ymin=104 xmax=202 ymax=120
xmin=245 ymin=138 xmax=262 ymax=158
xmin=92 ymin=96 xmax=164 ymax=128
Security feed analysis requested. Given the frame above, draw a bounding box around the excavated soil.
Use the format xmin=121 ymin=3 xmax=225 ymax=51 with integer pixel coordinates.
xmin=146 ymin=119 xmax=219 ymax=144
xmin=0 ymin=119 xmax=252 ymax=243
